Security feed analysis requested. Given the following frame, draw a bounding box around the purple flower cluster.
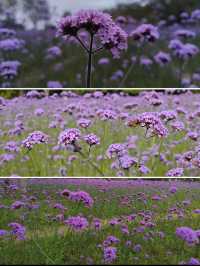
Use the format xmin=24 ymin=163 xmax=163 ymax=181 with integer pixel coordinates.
xmin=22 ymin=131 xmax=48 ymax=150
xmin=77 ymin=118 xmax=91 ymax=128
xmin=58 ymin=128 xmax=81 ymax=146
xmin=69 ymin=191 xmax=94 ymax=207
xmin=154 ymin=51 xmax=171 ymax=66
xmin=166 ymin=168 xmax=184 ymax=177
xmin=0 ymin=61 xmax=21 ymax=80
xmin=106 ymin=143 xmax=126 ymax=159
xmin=57 ymin=9 xmax=128 ymax=58
xmin=119 ymin=155 xmax=138 ymax=170
xmin=103 ymin=246 xmax=117 ymax=263
xmin=128 ymin=112 xmax=168 ymax=138
xmin=4 ymin=141 xmax=19 ymax=153
xmin=64 ymin=216 xmax=89 ymax=231
xmin=83 ymin=133 xmax=100 ymax=146
xmin=169 ymin=39 xmax=199 ymax=60
xmin=176 ymin=227 xmax=199 ymax=246
xmin=130 ymin=24 xmax=159 ymax=42
xmin=8 ymin=223 xmax=26 ymax=240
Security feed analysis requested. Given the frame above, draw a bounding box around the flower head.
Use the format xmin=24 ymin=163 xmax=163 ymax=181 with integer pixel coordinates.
xmin=58 ymin=128 xmax=81 ymax=146
xmin=22 ymin=131 xmax=48 ymax=150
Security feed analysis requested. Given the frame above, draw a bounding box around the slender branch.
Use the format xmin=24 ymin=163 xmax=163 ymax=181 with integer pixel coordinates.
xmin=92 ymin=46 xmax=104 ymax=54
xmin=76 ymin=36 xmax=90 ymax=53
xmin=86 ymin=33 xmax=94 ymax=88
xmin=78 ymin=150 xmax=105 ymax=177
xmin=118 ymin=62 xmax=134 ymax=88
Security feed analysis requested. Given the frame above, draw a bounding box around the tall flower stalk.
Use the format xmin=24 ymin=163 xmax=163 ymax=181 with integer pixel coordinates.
xmin=57 ymin=10 xmax=128 ymax=88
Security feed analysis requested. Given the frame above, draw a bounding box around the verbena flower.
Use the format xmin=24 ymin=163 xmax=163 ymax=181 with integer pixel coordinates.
xmin=166 ymin=168 xmax=184 ymax=177
xmin=128 ymin=112 xmax=168 ymax=138
xmin=22 ymin=131 xmax=48 ymax=150
xmin=176 ymin=227 xmax=199 ymax=246
xmin=8 ymin=223 xmax=26 ymax=240
xmin=57 ymin=9 xmax=127 ymax=58
xmin=130 ymin=24 xmax=159 ymax=42
xmin=4 ymin=141 xmax=19 ymax=153
xmin=106 ymin=143 xmax=127 ymax=159
xmin=0 ymin=60 xmax=21 ymax=80
xmin=119 ymin=155 xmax=138 ymax=169
xmin=103 ymin=246 xmax=117 ymax=263
xmin=11 ymin=201 xmax=25 ymax=210
xmin=58 ymin=128 xmax=81 ymax=146
xmin=83 ymin=133 xmax=100 ymax=146
xmin=64 ymin=216 xmax=89 ymax=231
xmin=154 ymin=51 xmax=171 ymax=66
xmin=77 ymin=118 xmax=91 ymax=128
xmin=69 ymin=191 xmax=94 ymax=207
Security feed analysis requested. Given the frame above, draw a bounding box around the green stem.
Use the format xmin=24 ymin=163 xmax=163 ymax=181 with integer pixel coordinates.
xmin=86 ymin=34 xmax=94 ymax=88
xmin=78 ymin=150 xmax=105 ymax=176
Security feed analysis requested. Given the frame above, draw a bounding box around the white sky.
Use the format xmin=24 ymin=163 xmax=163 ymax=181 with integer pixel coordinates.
xmin=16 ymin=0 xmax=141 ymax=28
xmin=48 ymin=0 xmax=140 ymax=15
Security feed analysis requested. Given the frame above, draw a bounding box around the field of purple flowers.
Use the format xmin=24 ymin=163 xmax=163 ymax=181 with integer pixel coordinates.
xmin=0 ymin=90 xmax=200 ymax=177
xmin=1 ymin=6 xmax=200 ymax=88
xmin=0 ymin=178 xmax=200 ymax=265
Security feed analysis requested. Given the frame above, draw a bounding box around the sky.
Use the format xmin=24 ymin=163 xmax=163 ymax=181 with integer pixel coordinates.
xmin=15 ymin=0 xmax=141 ymax=28
xmin=48 ymin=0 xmax=140 ymax=15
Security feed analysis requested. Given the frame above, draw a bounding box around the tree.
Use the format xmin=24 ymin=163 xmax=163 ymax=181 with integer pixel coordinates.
xmin=22 ymin=0 xmax=51 ymax=28
xmin=149 ymin=0 xmax=200 ymax=21
xmin=0 ymin=0 xmax=18 ymax=26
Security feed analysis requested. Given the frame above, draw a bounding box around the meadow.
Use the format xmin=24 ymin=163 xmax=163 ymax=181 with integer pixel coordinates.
xmin=0 ymin=90 xmax=200 ymax=177
xmin=0 ymin=178 xmax=200 ymax=265
xmin=1 ymin=6 xmax=200 ymax=88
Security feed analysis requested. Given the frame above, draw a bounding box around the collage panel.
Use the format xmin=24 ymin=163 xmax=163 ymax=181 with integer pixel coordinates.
xmin=0 ymin=177 xmax=200 ymax=265
xmin=0 ymin=0 xmax=200 ymax=88
xmin=0 ymin=89 xmax=200 ymax=178
xmin=1 ymin=0 xmax=200 ymax=265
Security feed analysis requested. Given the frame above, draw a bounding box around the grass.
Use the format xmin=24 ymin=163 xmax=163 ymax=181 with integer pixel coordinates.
xmin=0 ymin=94 xmax=197 ymax=177
xmin=0 ymin=180 xmax=200 ymax=265
xmin=2 ymin=28 xmax=200 ymax=89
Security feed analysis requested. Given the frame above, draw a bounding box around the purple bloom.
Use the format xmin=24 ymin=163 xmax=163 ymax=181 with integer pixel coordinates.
xmin=4 ymin=141 xmax=19 ymax=153
xmin=22 ymin=131 xmax=48 ymax=150
xmin=34 ymin=108 xmax=44 ymax=116
xmin=0 ymin=60 xmax=21 ymax=79
xmin=154 ymin=51 xmax=171 ymax=66
xmin=103 ymin=236 xmax=120 ymax=246
xmin=174 ymin=29 xmax=196 ymax=39
xmin=166 ymin=168 xmax=184 ymax=177
xmin=77 ymin=118 xmax=91 ymax=128
xmin=171 ymin=121 xmax=185 ymax=131
xmin=133 ymin=244 xmax=142 ymax=253
xmin=103 ymin=246 xmax=117 ymax=263
xmin=83 ymin=133 xmax=100 ymax=146
xmin=159 ymin=110 xmax=177 ymax=122
xmin=11 ymin=201 xmax=25 ymax=210
xmin=0 ymin=230 xmax=8 ymax=237
xmin=68 ymin=191 xmax=94 ymax=207
xmin=119 ymin=155 xmax=137 ymax=169
xmin=176 ymin=227 xmax=199 ymax=246
xmin=130 ymin=24 xmax=159 ymax=42
xmin=8 ymin=223 xmax=26 ymax=240
xmin=187 ymin=258 xmax=200 ymax=265
xmin=58 ymin=128 xmax=81 ymax=146
xmin=57 ymin=9 xmax=127 ymax=58
xmin=47 ymin=81 xmax=63 ymax=88
xmin=128 ymin=112 xmax=168 ymax=138
xmin=139 ymin=165 xmax=150 ymax=174
xmin=64 ymin=216 xmax=89 ymax=231
xmin=169 ymin=186 xmax=177 ymax=193
xmin=106 ymin=143 xmax=126 ymax=159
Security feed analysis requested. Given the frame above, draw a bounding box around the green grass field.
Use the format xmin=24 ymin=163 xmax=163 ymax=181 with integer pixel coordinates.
xmin=0 ymin=179 xmax=200 ymax=265
xmin=0 ymin=92 xmax=198 ymax=177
